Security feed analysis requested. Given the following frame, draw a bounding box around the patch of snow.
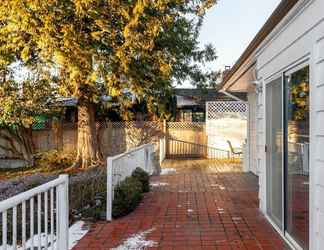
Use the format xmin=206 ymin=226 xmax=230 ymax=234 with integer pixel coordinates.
xmin=160 ymin=168 xmax=176 ymax=175
xmin=0 ymin=221 xmax=89 ymax=250
xmin=69 ymin=221 xmax=90 ymax=249
xmin=111 ymin=228 xmax=157 ymax=250
xmin=187 ymin=209 xmax=194 ymax=213
xmin=177 ymin=190 xmax=188 ymax=193
xmin=150 ymin=182 xmax=169 ymax=187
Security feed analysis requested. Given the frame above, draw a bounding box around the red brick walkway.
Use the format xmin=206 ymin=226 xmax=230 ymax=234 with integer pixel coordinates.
xmin=73 ymin=159 xmax=290 ymax=250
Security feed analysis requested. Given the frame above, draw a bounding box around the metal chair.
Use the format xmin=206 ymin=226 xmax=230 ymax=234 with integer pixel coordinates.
xmin=227 ymin=140 xmax=243 ymax=157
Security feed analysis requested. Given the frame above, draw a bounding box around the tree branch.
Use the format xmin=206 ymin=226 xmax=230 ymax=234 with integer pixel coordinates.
xmin=0 ymin=129 xmax=23 ymax=156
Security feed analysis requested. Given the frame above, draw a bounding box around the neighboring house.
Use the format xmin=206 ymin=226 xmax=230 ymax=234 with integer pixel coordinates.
xmin=32 ymin=96 xmax=123 ymax=130
xmin=174 ymin=88 xmax=246 ymax=122
xmin=222 ymin=0 xmax=323 ymax=249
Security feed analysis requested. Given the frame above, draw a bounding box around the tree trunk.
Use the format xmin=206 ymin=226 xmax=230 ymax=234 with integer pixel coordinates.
xmin=0 ymin=127 xmax=34 ymax=165
xmin=19 ymin=127 xmax=34 ymax=165
xmin=74 ymin=102 xmax=103 ymax=169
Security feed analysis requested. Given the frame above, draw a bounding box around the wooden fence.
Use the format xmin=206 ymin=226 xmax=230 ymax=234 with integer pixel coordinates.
xmin=31 ymin=121 xmax=163 ymax=158
xmin=0 ymin=121 xmax=242 ymax=164
xmin=166 ymin=122 xmax=206 ymax=146
xmin=14 ymin=121 xmax=239 ymax=160
xmin=30 ymin=121 xmax=208 ymax=157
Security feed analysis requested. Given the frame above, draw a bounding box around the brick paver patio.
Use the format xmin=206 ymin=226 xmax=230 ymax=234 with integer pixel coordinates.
xmin=73 ymin=159 xmax=290 ymax=250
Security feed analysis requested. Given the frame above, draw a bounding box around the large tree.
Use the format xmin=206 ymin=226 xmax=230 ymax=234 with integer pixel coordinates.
xmin=0 ymin=0 xmax=218 ymax=168
xmin=0 ymin=65 xmax=54 ymax=165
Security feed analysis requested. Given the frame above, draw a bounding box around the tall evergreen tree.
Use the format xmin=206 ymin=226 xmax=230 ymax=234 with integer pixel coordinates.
xmin=0 ymin=0 xmax=218 ymax=168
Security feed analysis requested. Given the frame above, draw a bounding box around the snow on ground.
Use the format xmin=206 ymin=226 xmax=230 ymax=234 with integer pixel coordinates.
xmin=68 ymin=221 xmax=90 ymax=249
xmin=160 ymin=168 xmax=176 ymax=175
xmin=0 ymin=221 xmax=89 ymax=250
xmin=111 ymin=228 xmax=157 ymax=250
xmin=150 ymin=182 xmax=169 ymax=187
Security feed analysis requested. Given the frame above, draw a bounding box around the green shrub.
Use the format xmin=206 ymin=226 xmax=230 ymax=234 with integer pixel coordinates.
xmin=132 ymin=167 xmax=150 ymax=193
xmin=112 ymin=176 xmax=143 ymax=218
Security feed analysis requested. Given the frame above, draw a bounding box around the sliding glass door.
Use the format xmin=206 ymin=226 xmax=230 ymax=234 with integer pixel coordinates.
xmin=284 ymin=65 xmax=310 ymax=250
xmin=266 ymin=64 xmax=310 ymax=250
xmin=266 ymin=77 xmax=283 ymax=230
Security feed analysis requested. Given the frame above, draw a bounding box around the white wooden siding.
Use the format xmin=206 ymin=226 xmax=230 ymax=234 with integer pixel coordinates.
xmin=255 ymin=87 xmax=266 ymax=212
xmin=253 ymin=0 xmax=324 ymax=249
xmin=313 ymin=31 xmax=324 ymax=250
xmin=224 ymin=0 xmax=324 ymax=246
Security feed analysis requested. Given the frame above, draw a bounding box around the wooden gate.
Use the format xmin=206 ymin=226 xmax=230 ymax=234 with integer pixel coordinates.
xmin=165 ymin=122 xmax=207 ymax=158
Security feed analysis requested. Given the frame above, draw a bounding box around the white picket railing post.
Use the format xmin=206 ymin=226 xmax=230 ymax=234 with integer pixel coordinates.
xmin=107 ymin=157 xmax=113 ymax=221
xmin=2 ymin=211 xmax=7 ymax=250
xmin=57 ymin=174 xmax=69 ymax=250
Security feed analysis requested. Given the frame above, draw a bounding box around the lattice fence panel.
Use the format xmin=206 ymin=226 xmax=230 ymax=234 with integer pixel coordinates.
xmin=167 ymin=122 xmax=205 ymax=130
xmin=110 ymin=121 xmax=162 ymax=129
xmin=206 ymin=101 xmax=248 ymax=155
xmin=207 ymin=101 xmax=247 ymax=120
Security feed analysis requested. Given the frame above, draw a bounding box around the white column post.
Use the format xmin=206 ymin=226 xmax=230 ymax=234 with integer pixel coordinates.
xmin=159 ymin=138 xmax=164 ymax=165
xmin=106 ymin=157 xmax=113 ymax=221
xmin=57 ymin=174 xmax=69 ymax=250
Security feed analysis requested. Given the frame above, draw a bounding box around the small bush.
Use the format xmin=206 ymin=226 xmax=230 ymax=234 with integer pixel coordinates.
xmin=69 ymin=168 xmax=107 ymax=222
xmin=34 ymin=149 xmax=75 ymax=170
xmin=132 ymin=167 xmax=150 ymax=193
xmin=112 ymin=176 xmax=143 ymax=218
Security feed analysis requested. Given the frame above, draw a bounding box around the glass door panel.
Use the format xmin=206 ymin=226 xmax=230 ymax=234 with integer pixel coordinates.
xmin=285 ymin=66 xmax=309 ymax=249
xmin=266 ymin=77 xmax=283 ymax=229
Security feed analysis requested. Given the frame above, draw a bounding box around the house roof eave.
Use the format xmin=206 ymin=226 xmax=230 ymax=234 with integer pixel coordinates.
xmin=221 ymin=0 xmax=299 ymax=91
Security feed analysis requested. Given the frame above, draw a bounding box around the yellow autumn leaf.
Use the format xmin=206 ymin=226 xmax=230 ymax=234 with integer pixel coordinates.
xmin=21 ymin=46 xmax=30 ymax=62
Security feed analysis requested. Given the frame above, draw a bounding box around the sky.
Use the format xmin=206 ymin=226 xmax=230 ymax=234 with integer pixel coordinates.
xmin=198 ymin=0 xmax=281 ymax=74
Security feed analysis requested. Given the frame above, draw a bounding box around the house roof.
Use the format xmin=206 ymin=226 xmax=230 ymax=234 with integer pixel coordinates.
xmin=176 ymin=96 xmax=199 ymax=107
xmin=222 ymin=0 xmax=299 ymax=89
xmin=55 ymin=96 xmax=114 ymax=107
xmin=174 ymin=88 xmax=247 ymax=107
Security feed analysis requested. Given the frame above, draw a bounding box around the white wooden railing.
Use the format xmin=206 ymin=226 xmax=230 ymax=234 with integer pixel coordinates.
xmin=106 ymin=144 xmax=155 ymax=221
xmin=159 ymin=137 xmax=166 ymax=164
xmin=0 ymin=175 xmax=69 ymax=250
xmin=165 ymin=137 xmax=231 ymax=159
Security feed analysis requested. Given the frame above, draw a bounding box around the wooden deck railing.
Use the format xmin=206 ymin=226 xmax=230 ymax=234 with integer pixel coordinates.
xmin=0 ymin=175 xmax=69 ymax=250
xmin=166 ymin=138 xmax=231 ymax=159
xmin=106 ymin=144 xmax=155 ymax=221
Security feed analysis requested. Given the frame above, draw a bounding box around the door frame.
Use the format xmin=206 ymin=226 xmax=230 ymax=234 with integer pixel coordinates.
xmin=283 ymin=61 xmax=310 ymax=250
xmin=264 ymin=58 xmax=310 ymax=250
xmin=264 ymin=73 xmax=285 ymax=233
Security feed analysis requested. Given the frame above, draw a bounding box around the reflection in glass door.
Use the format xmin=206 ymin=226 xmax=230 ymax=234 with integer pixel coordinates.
xmin=284 ymin=66 xmax=309 ymax=249
xmin=266 ymin=78 xmax=283 ymax=229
